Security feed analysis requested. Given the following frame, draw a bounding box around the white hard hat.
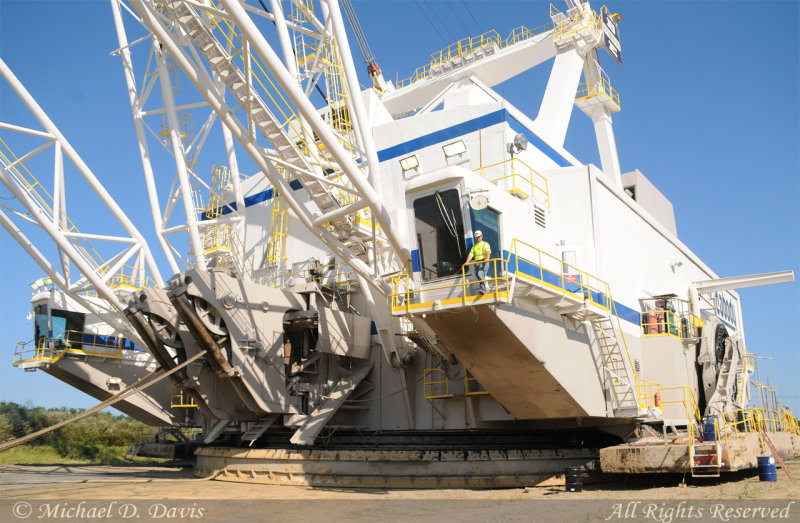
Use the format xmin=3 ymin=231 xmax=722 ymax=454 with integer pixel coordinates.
xmin=474 ymin=230 xmax=483 ymax=238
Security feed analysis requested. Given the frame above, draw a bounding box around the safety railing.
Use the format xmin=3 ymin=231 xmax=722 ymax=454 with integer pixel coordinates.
xmin=396 ymin=23 xmax=553 ymax=88
xmin=507 ymin=238 xmax=611 ymax=311
xmin=551 ymin=4 xmax=602 ymax=43
xmin=473 ymin=157 xmax=550 ymax=206
xmin=635 ymin=380 xmax=662 ymax=413
xmin=13 ymin=340 xmax=62 ymax=366
xmin=390 ymin=238 xmax=614 ymax=315
xmin=464 ymin=368 xmax=488 ymax=396
xmin=430 ymin=30 xmax=502 ymax=66
xmin=258 ymin=261 xmax=357 ymax=289
xmin=575 ymin=71 xmax=620 ymax=111
xmin=424 ymin=368 xmax=454 ymax=399
xmin=105 ymin=264 xmax=155 ymax=291
xmin=658 ymin=386 xmax=702 ymax=427
xmin=390 ymin=258 xmax=509 ymax=315
xmin=640 ymin=297 xmax=701 ymax=340
xmin=13 ymin=331 xmax=126 ymax=366
xmin=170 ymin=388 xmax=199 ymax=409
xmin=720 ymin=407 xmax=800 ymax=440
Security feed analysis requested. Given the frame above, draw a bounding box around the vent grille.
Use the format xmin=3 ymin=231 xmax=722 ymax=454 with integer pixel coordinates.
xmin=534 ymin=204 xmax=546 ymax=228
xmin=634 ymin=359 xmax=641 ymax=372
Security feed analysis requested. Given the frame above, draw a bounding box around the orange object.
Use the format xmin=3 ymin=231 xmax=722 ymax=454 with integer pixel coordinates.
xmin=646 ymin=312 xmax=658 ymax=334
xmin=654 ymin=392 xmax=661 ymax=408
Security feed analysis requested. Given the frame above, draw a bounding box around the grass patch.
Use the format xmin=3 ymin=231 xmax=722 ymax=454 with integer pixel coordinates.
xmin=0 ymin=444 xmax=177 ymax=466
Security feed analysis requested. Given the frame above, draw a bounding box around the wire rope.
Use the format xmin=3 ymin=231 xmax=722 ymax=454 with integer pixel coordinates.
xmin=413 ymin=0 xmax=449 ymax=45
xmin=422 ymin=0 xmax=457 ymax=41
xmin=461 ymin=0 xmax=484 ymax=35
xmin=448 ymin=2 xmax=472 ymax=37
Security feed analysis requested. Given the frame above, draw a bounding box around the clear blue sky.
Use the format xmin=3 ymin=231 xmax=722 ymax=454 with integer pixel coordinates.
xmin=1 ymin=1 xmax=798 ymax=414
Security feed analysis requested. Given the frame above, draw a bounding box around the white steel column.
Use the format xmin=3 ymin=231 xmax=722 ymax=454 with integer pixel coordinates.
xmin=155 ymin=48 xmax=207 ymax=269
xmin=533 ymin=48 xmax=585 ymax=147
xmin=269 ymin=0 xmax=298 ymax=76
xmin=218 ymin=0 xmax=410 ymax=263
xmin=325 ymin=0 xmax=383 ymax=197
xmin=591 ymin=111 xmax=622 ymax=188
xmin=110 ymin=0 xmax=181 ymax=275
xmin=583 ymin=50 xmax=622 ymax=187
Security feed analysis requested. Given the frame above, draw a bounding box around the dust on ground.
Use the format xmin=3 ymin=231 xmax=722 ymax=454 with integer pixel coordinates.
xmin=1 ymin=461 xmax=798 ymax=501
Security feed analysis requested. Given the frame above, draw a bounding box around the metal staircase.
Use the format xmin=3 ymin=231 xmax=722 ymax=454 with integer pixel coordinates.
xmin=241 ymin=414 xmax=280 ymax=446
xmin=690 ymin=440 xmax=722 ymax=477
xmin=164 ymin=1 xmax=364 ymax=243
xmin=590 ymin=316 xmax=638 ymax=415
xmin=290 ymin=361 xmax=373 ymax=445
xmin=705 ymin=337 xmax=743 ymax=416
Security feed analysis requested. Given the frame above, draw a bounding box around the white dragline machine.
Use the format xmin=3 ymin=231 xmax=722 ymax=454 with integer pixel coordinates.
xmin=2 ymin=0 xmax=796 ymax=485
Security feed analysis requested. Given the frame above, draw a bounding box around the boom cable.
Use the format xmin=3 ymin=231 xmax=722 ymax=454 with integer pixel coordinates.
xmin=422 ymin=0 xmax=457 ymax=41
xmin=461 ymin=1 xmax=484 ymax=35
xmin=341 ymin=0 xmax=375 ymax=65
xmin=413 ymin=0 xmax=449 ymax=46
xmin=448 ymin=2 xmax=472 ymax=37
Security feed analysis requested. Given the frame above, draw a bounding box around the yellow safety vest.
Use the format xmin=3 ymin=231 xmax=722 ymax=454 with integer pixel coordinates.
xmin=470 ymin=241 xmax=490 ymax=261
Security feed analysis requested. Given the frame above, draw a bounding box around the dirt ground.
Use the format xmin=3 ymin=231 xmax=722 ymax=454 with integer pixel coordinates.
xmin=1 ymin=462 xmax=799 ymax=522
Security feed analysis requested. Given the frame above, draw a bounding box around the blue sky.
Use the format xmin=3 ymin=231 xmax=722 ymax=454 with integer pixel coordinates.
xmin=1 ymin=1 xmax=798 ymax=414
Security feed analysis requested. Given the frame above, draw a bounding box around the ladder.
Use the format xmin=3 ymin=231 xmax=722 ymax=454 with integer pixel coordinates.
xmin=706 ymin=337 xmax=742 ymax=415
xmin=241 ymin=414 xmax=279 ymax=446
xmin=165 ymin=1 xmax=364 ymax=243
xmin=761 ymin=429 xmax=795 ymax=480
xmin=290 ymin=361 xmax=373 ymax=445
xmin=590 ymin=316 xmax=638 ymax=415
xmin=690 ymin=440 xmax=722 ymax=477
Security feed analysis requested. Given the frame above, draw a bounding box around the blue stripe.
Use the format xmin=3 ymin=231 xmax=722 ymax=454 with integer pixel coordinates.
xmin=80 ymin=334 xmax=143 ymax=352
xmin=202 ymin=109 xmax=573 ymax=221
xmin=377 ymin=110 xmax=506 ymax=162
xmin=201 ymin=181 xmax=303 ymax=221
xmin=613 ymin=302 xmax=641 ymax=325
xmin=504 ymin=250 xmax=638 ymax=326
xmin=376 ymin=109 xmax=573 ymax=167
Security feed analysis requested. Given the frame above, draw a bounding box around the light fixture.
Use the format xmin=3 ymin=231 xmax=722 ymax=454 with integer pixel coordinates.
xmin=442 ymin=140 xmax=467 ymax=158
xmin=399 ymin=155 xmax=419 ymax=171
xmin=468 ymin=191 xmax=489 ymax=210
xmin=29 ymin=277 xmax=53 ymax=291
xmin=508 ymin=132 xmax=528 ymax=154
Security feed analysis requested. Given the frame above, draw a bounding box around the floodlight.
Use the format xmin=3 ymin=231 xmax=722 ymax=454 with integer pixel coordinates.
xmin=442 ymin=140 xmax=467 ymax=158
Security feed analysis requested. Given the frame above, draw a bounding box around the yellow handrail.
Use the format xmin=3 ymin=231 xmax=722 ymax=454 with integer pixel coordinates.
xmin=473 ymin=157 xmax=551 ymax=207
xmin=424 ymin=368 xmax=453 ymax=399
xmin=464 ymin=368 xmax=488 ymax=396
xmin=575 ymin=73 xmax=620 ymax=110
xmin=396 ymin=23 xmax=553 ymax=88
xmin=390 ymin=257 xmax=509 ymax=314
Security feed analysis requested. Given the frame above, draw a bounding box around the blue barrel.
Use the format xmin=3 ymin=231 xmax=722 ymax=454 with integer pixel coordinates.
xmin=758 ymin=456 xmax=777 ymax=482
xmin=702 ymin=416 xmax=717 ymax=441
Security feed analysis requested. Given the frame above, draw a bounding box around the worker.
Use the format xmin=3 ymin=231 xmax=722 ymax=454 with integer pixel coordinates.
xmin=463 ymin=230 xmax=491 ymax=294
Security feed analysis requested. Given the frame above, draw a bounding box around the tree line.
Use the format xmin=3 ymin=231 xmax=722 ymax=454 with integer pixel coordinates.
xmin=0 ymin=401 xmax=147 ymax=447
